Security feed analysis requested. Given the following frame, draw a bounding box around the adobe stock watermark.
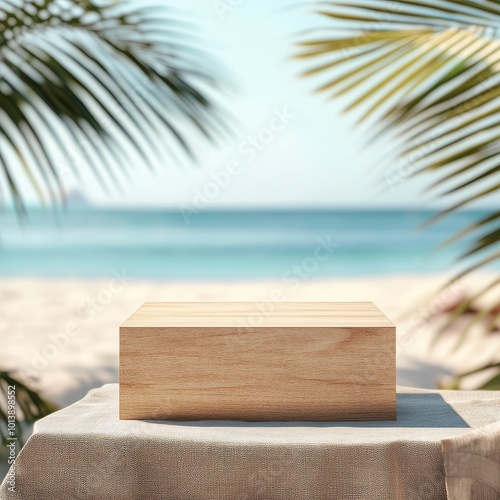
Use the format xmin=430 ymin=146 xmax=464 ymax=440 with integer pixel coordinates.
xmin=348 ymin=343 xmax=394 ymax=385
xmin=54 ymin=69 xmax=165 ymax=177
xmin=397 ymin=281 xmax=465 ymax=357
xmin=179 ymin=106 xmax=295 ymax=224
xmin=55 ymin=94 xmax=132 ymax=177
xmin=238 ymin=235 xmax=339 ymax=331
xmin=73 ymin=447 xmax=124 ymax=500
xmin=238 ymin=458 xmax=285 ymax=500
xmin=5 ymin=384 xmax=17 ymax=493
xmin=73 ymin=420 xmax=168 ymax=499
xmin=213 ymin=0 xmax=243 ymax=21
xmin=27 ymin=269 xmax=134 ymax=375
xmin=340 ymin=1 xmax=404 ymax=61
xmin=379 ymin=72 xmax=500 ymax=193
xmin=380 ymin=130 xmax=444 ymax=193
xmin=55 ymin=132 xmax=103 ymax=176
xmin=406 ymin=471 xmax=446 ymax=500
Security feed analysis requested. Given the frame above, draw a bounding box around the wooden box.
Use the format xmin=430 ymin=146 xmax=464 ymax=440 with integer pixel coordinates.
xmin=120 ymin=302 xmax=396 ymax=421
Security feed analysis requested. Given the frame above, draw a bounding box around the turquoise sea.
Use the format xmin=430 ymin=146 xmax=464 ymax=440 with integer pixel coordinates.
xmin=0 ymin=209 xmax=497 ymax=279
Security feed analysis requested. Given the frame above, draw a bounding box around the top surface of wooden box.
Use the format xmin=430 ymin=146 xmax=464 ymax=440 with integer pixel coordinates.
xmin=121 ymin=302 xmax=394 ymax=328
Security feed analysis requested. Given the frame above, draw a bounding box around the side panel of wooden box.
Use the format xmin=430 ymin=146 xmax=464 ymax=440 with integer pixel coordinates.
xmin=120 ymin=326 xmax=395 ymax=421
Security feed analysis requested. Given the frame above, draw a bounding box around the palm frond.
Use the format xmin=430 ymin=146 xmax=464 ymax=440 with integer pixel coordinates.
xmin=440 ymin=361 xmax=500 ymax=390
xmin=0 ymin=371 xmax=57 ymax=446
xmin=0 ymin=0 xmax=228 ymax=210
xmin=298 ymin=0 xmax=500 ymax=389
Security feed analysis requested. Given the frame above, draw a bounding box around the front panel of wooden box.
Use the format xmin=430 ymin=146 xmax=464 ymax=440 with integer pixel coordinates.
xmin=120 ymin=325 xmax=395 ymax=421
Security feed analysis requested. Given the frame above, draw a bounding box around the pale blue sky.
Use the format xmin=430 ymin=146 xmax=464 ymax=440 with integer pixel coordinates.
xmin=62 ymin=0 xmax=493 ymax=209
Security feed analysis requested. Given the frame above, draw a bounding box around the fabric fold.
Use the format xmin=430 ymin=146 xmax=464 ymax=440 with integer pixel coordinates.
xmin=442 ymin=419 xmax=500 ymax=500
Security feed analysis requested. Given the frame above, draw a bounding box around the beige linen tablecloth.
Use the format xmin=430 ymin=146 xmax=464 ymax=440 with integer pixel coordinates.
xmin=1 ymin=384 xmax=499 ymax=500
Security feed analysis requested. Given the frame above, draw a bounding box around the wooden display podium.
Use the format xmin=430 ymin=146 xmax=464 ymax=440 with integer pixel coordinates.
xmin=120 ymin=302 xmax=396 ymax=421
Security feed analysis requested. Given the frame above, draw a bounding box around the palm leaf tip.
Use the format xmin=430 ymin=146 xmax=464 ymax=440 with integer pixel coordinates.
xmin=0 ymin=0 xmax=228 ymax=209
xmin=299 ymin=0 xmax=500 ymax=389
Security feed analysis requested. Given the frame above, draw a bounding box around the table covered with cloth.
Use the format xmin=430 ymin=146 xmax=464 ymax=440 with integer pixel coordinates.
xmin=1 ymin=384 xmax=500 ymax=500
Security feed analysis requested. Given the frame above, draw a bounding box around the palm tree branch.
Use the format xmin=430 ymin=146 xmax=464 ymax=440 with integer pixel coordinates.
xmin=0 ymin=0 xmax=227 ymax=207
xmin=439 ymin=211 xmax=500 ymax=249
xmin=300 ymin=3 xmax=500 ymax=384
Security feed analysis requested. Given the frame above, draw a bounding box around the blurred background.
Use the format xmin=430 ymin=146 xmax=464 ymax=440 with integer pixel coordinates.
xmin=1 ymin=0 xmax=499 ymax=478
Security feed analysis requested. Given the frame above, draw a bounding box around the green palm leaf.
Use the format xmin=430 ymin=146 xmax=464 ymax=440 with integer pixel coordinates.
xmin=0 ymin=371 xmax=57 ymax=446
xmin=0 ymin=0 xmax=229 ymax=447
xmin=0 ymin=0 xmax=227 ymax=210
xmin=298 ymin=0 xmax=500 ymax=389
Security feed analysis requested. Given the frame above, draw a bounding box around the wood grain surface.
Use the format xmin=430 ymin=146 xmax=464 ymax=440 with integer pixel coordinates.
xmin=120 ymin=302 xmax=396 ymax=421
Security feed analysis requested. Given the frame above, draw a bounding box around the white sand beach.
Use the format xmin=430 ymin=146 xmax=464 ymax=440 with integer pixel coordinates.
xmin=2 ymin=273 xmax=499 ymax=410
